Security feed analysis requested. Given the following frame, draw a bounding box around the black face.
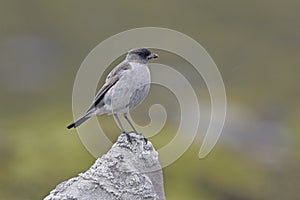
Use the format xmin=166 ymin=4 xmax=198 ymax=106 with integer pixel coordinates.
xmin=129 ymin=48 xmax=152 ymax=60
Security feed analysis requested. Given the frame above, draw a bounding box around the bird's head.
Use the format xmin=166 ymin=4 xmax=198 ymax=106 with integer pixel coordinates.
xmin=126 ymin=48 xmax=158 ymax=64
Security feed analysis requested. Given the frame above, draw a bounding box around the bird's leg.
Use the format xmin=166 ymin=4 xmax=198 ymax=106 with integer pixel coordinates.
xmin=114 ymin=114 xmax=125 ymax=132
xmin=114 ymin=114 xmax=131 ymax=143
xmin=123 ymin=113 xmax=137 ymax=133
xmin=124 ymin=113 xmax=147 ymax=144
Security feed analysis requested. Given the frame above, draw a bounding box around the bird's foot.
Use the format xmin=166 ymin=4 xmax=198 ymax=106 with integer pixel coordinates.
xmin=129 ymin=131 xmax=148 ymax=145
xmin=143 ymin=137 xmax=148 ymax=144
xmin=123 ymin=131 xmax=132 ymax=144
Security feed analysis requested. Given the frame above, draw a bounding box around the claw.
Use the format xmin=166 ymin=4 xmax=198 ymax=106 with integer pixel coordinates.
xmin=143 ymin=137 xmax=148 ymax=144
xmin=124 ymin=132 xmax=132 ymax=144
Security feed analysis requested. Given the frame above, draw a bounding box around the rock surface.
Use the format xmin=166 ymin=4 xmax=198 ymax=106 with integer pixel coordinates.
xmin=44 ymin=132 xmax=165 ymax=200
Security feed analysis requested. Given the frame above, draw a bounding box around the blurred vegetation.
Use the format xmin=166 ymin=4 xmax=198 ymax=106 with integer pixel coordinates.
xmin=0 ymin=0 xmax=300 ymax=199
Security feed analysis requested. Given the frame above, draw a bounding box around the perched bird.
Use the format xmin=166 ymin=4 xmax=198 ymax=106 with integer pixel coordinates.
xmin=67 ymin=48 xmax=158 ymax=140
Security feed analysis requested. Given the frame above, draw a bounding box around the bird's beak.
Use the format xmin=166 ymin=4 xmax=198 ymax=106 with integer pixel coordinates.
xmin=147 ymin=53 xmax=159 ymax=60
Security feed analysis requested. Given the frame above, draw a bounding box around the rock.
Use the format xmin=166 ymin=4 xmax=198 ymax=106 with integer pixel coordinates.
xmin=44 ymin=132 xmax=165 ymax=200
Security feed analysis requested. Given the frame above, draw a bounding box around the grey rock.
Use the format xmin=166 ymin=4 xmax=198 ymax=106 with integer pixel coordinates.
xmin=44 ymin=132 xmax=165 ymax=200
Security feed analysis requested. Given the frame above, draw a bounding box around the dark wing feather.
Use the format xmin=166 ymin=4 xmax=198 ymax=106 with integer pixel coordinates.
xmin=86 ymin=75 xmax=119 ymax=112
xmin=67 ymin=62 xmax=131 ymax=129
xmin=86 ymin=62 xmax=131 ymax=112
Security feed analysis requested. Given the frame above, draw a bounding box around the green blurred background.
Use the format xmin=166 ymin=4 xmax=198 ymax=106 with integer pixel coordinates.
xmin=1 ymin=0 xmax=299 ymax=199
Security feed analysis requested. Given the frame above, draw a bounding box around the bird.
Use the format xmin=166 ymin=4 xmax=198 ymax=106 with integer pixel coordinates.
xmin=67 ymin=48 xmax=158 ymax=141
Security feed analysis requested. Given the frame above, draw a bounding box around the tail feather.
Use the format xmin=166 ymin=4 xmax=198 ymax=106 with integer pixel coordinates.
xmin=67 ymin=114 xmax=91 ymax=129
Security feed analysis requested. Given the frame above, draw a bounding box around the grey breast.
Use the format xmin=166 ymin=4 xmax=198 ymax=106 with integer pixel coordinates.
xmin=128 ymin=83 xmax=150 ymax=110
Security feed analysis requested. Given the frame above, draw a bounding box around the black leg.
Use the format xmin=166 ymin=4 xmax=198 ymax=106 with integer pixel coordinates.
xmin=114 ymin=114 xmax=126 ymax=132
xmin=114 ymin=114 xmax=132 ymax=143
xmin=123 ymin=113 xmax=137 ymax=133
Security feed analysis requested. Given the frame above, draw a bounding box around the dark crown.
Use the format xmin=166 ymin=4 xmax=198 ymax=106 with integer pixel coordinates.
xmin=128 ymin=48 xmax=152 ymax=59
